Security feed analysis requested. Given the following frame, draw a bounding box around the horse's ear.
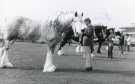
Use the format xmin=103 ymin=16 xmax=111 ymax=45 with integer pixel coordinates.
xmin=81 ymin=12 xmax=83 ymax=16
xmin=75 ymin=11 xmax=78 ymax=17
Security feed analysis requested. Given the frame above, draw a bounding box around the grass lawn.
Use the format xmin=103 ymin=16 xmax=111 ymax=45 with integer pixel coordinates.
xmin=0 ymin=42 xmax=135 ymax=84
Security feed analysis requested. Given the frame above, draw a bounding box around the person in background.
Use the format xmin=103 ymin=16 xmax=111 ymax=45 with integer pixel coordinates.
xmin=106 ymin=29 xmax=115 ymax=58
xmin=126 ymin=34 xmax=132 ymax=51
xmin=119 ymin=32 xmax=125 ymax=55
xmin=80 ymin=17 xmax=94 ymax=71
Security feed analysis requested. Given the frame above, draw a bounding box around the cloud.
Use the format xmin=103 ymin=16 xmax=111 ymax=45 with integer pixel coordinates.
xmin=1 ymin=0 xmax=135 ymax=28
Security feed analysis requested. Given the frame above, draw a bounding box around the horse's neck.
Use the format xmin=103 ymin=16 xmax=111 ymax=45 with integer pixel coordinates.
xmin=53 ymin=17 xmax=72 ymax=34
xmin=57 ymin=13 xmax=73 ymax=26
xmin=37 ymin=14 xmax=73 ymax=42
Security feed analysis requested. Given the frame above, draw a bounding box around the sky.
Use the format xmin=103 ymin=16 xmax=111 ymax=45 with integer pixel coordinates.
xmin=1 ymin=0 xmax=135 ymax=30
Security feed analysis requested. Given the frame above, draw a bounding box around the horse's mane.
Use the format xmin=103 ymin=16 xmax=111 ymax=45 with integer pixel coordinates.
xmin=56 ymin=11 xmax=75 ymax=24
xmin=45 ymin=11 xmax=75 ymax=36
xmin=58 ymin=11 xmax=75 ymax=15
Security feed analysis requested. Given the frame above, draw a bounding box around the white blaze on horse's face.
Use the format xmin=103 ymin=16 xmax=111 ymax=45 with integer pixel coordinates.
xmin=72 ymin=12 xmax=87 ymax=37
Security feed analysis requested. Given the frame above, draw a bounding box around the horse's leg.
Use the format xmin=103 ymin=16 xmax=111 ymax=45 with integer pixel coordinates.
xmin=57 ymin=41 xmax=67 ymax=56
xmin=108 ymin=43 xmax=113 ymax=58
xmin=57 ymin=33 xmax=72 ymax=56
xmin=43 ymin=40 xmax=57 ymax=72
xmin=97 ymin=42 xmax=102 ymax=53
xmin=0 ymin=40 xmax=14 ymax=68
xmin=120 ymin=45 xmax=124 ymax=55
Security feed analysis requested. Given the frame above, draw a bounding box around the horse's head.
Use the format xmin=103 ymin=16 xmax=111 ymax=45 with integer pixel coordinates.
xmin=71 ymin=12 xmax=87 ymax=37
xmin=56 ymin=11 xmax=86 ymax=37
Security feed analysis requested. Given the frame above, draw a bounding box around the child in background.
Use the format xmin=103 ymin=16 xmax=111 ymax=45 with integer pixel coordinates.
xmin=0 ymin=40 xmax=13 ymax=68
xmin=107 ymin=29 xmax=115 ymax=58
xmin=126 ymin=34 xmax=132 ymax=51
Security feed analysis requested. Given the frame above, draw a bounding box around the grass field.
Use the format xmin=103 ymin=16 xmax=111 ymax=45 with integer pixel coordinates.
xmin=1 ymin=42 xmax=135 ymax=84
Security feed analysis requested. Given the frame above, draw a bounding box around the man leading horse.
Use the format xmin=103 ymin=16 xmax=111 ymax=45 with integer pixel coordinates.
xmin=80 ymin=17 xmax=95 ymax=71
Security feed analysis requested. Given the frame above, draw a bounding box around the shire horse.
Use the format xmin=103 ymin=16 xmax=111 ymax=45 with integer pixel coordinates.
xmin=57 ymin=25 xmax=107 ymax=55
xmin=0 ymin=11 xmax=86 ymax=72
xmin=94 ymin=25 xmax=107 ymax=53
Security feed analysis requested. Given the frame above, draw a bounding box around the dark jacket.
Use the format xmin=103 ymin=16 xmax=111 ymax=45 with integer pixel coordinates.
xmin=118 ymin=35 xmax=124 ymax=45
xmin=81 ymin=24 xmax=94 ymax=46
xmin=107 ymin=33 xmax=115 ymax=43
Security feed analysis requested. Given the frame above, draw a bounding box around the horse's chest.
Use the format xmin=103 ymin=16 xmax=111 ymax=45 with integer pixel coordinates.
xmin=40 ymin=25 xmax=58 ymax=42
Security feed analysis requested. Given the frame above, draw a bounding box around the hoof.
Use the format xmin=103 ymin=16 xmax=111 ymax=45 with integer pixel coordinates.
xmin=57 ymin=50 xmax=64 ymax=56
xmin=5 ymin=63 xmax=14 ymax=68
xmin=91 ymin=53 xmax=95 ymax=58
xmin=76 ymin=46 xmax=83 ymax=53
xmin=85 ymin=67 xmax=93 ymax=72
xmin=0 ymin=62 xmax=14 ymax=68
xmin=43 ymin=65 xmax=56 ymax=72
